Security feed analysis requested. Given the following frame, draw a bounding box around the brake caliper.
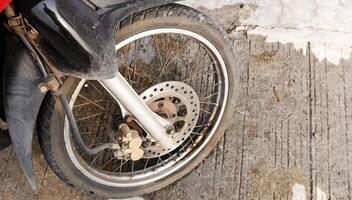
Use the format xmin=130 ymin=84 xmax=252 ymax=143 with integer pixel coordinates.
xmin=112 ymin=123 xmax=144 ymax=161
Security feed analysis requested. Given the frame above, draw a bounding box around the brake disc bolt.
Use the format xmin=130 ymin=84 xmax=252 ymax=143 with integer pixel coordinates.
xmin=142 ymin=141 xmax=149 ymax=148
xmin=167 ymin=127 xmax=175 ymax=135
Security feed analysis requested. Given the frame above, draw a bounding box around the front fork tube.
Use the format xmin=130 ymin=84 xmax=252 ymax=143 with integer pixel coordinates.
xmin=99 ymin=73 xmax=174 ymax=149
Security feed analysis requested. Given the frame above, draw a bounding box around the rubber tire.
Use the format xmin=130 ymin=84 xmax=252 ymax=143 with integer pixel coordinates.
xmin=37 ymin=3 xmax=240 ymax=199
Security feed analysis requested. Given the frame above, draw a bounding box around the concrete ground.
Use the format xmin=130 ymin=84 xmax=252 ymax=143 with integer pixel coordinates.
xmin=1 ymin=4 xmax=352 ymax=200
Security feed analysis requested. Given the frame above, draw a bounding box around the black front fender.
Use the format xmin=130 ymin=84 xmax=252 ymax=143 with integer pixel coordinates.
xmin=5 ymin=0 xmax=181 ymax=189
xmin=3 ymin=37 xmax=45 ymax=189
xmin=18 ymin=0 xmax=180 ymax=79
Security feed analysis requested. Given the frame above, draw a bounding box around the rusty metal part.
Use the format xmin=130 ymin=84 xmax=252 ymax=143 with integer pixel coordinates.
xmin=4 ymin=5 xmax=38 ymax=39
xmin=4 ymin=4 xmax=62 ymax=89
xmin=38 ymin=77 xmax=61 ymax=94
xmin=4 ymin=5 xmax=24 ymax=33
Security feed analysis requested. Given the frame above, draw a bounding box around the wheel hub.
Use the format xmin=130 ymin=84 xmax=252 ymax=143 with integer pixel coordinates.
xmin=140 ymin=81 xmax=200 ymax=158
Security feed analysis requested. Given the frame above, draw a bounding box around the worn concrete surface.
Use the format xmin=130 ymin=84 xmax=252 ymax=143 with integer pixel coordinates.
xmin=1 ymin=4 xmax=352 ymax=200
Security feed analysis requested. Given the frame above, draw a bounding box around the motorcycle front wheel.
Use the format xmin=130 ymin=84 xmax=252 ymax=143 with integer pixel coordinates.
xmin=37 ymin=4 xmax=239 ymax=198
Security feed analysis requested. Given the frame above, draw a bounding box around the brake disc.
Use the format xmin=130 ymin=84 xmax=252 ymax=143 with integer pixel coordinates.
xmin=140 ymin=81 xmax=200 ymax=158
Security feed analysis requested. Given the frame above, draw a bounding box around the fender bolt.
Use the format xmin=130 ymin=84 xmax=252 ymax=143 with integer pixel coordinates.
xmin=39 ymin=85 xmax=48 ymax=93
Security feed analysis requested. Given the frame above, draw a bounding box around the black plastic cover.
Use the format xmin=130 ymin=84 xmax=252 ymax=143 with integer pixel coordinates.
xmin=17 ymin=0 xmax=179 ymax=79
xmin=3 ymin=37 xmax=45 ymax=189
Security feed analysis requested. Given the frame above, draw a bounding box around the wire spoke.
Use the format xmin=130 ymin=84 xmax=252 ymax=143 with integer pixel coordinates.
xmin=70 ymin=31 xmax=226 ymax=182
xmin=149 ymin=38 xmax=191 ymax=87
xmin=200 ymin=108 xmax=212 ymax=115
xmin=86 ymin=81 xmax=104 ymax=94
xmin=117 ymin=59 xmax=151 ymax=82
xmin=189 ymin=135 xmax=196 ymax=145
xmin=200 ymin=92 xmax=219 ymax=101
xmin=76 ymin=112 xmax=104 ymax=122
xmin=112 ymin=159 xmax=128 ymax=174
xmin=182 ymin=65 xmax=217 ymax=83
xmin=191 ymin=132 xmax=201 ymax=136
xmin=89 ymin=151 xmax=104 ymax=165
xmin=101 ymin=157 xmax=116 ymax=170
xmin=131 ymin=160 xmax=135 ymax=177
xmin=78 ymin=94 xmax=105 ymax=110
xmin=200 ymin=101 xmax=219 ymax=106
xmin=182 ymin=51 xmax=208 ymax=77
xmin=142 ymin=158 xmax=150 ymax=174
xmin=153 ymin=35 xmax=164 ymax=67
xmin=74 ymin=99 xmax=104 ymax=108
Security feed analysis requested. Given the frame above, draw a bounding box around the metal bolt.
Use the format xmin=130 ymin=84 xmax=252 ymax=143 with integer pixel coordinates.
xmin=122 ymin=143 xmax=129 ymax=148
xmin=167 ymin=126 xmax=175 ymax=135
xmin=39 ymin=85 xmax=49 ymax=93
xmin=124 ymin=114 xmax=134 ymax=123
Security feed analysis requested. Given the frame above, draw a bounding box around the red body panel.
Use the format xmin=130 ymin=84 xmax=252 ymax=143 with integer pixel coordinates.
xmin=0 ymin=0 xmax=12 ymax=13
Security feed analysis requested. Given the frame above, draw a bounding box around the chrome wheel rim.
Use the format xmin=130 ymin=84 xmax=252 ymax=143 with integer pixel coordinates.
xmin=64 ymin=28 xmax=229 ymax=187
